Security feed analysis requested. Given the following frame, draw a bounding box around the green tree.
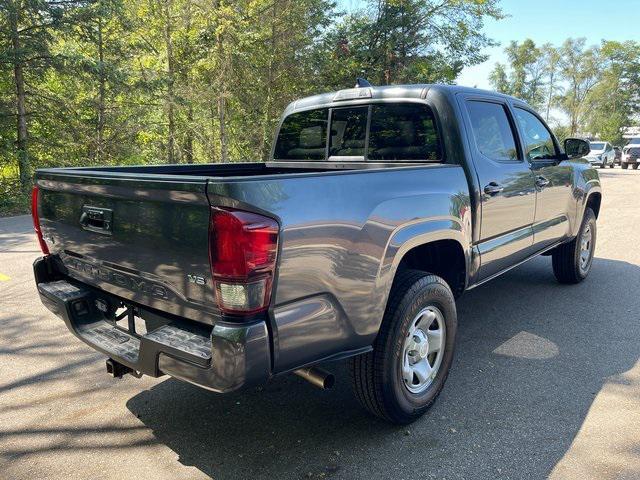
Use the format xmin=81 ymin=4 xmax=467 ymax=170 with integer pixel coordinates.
xmin=1 ymin=0 xmax=510 ymax=215
xmin=489 ymin=39 xmax=546 ymax=107
xmin=557 ymin=38 xmax=601 ymax=135
xmin=1 ymin=0 xmax=72 ymax=191
xmin=488 ymin=62 xmax=508 ymax=93
xmin=318 ymin=0 xmax=504 ymax=87
xmin=584 ymin=40 xmax=640 ymax=143
xmin=542 ymin=43 xmax=561 ymax=122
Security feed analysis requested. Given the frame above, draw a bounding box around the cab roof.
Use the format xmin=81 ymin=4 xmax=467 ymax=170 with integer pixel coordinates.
xmin=284 ymin=84 xmax=521 ymax=115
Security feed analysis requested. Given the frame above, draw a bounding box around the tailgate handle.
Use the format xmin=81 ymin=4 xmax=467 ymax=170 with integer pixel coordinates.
xmin=80 ymin=206 xmax=113 ymax=234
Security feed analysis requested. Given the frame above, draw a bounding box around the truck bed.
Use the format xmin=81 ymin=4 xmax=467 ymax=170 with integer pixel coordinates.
xmin=35 ymin=161 xmax=459 ymax=334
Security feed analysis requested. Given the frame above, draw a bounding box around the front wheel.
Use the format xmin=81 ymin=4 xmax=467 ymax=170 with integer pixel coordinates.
xmin=349 ymin=271 xmax=457 ymax=424
xmin=552 ymin=208 xmax=596 ymax=284
xmin=633 ymin=164 xmax=639 ymax=170
xmin=622 ymin=163 xmax=628 ymax=169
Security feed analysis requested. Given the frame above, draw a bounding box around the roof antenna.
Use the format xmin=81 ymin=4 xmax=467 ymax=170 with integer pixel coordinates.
xmin=355 ymin=78 xmax=372 ymax=88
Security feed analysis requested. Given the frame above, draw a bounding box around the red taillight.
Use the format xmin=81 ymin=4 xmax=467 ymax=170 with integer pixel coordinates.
xmin=209 ymin=208 xmax=278 ymax=314
xmin=31 ymin=185 xmax=50 ymax=255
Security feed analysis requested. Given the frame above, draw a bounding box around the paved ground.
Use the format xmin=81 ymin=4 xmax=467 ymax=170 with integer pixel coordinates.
xmin=1 ymin=168 xmax=639 ymax=480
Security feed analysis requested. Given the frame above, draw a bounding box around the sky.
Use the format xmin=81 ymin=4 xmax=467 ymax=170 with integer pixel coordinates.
xmin=338 ymin=0 xmax=640 ymax=89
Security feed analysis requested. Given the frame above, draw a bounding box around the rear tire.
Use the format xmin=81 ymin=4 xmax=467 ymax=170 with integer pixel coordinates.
xmin=552 ymin=208 xmax=596 ymax=284
xmin=633 ymin=164 xmax=639 ymax=170
xmin=609 ymin=163 xmax=615 ymax=168
xmin=349 ymin=270 xmax=457 ymax=424
xmin=622 ymin=163 xmax=628 ymax=169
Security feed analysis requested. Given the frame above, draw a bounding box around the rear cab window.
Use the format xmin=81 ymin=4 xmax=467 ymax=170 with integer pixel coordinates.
xmin=329 ymin=107 xmax=368 ymax=159
xmin=273 ymin=103 xmax=442 ymax=163
xmin=368 ymin=104 xmax=441 ymax=161
xmin=273 ymin=109 xmax=328 ymax=160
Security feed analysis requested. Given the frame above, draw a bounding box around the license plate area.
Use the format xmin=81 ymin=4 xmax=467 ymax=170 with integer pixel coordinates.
xmin=95 ymin=298 xmax=148 ymax=337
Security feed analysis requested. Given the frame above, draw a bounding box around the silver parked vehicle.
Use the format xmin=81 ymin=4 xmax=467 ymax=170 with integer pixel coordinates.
xmin=587 ymin=141 xmax=615 ymax=168
xmin=621 ymin=138 xmax=640 ymax=170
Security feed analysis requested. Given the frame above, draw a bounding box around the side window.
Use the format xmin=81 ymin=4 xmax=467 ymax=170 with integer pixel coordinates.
xmin=466 ymin=101 xmax=518 ymax=161
xmin=514 ymin=107 xmax=558 ymax=160
xmin=273 ymin=109 xmax=328 ymax=160
xmin=368 ymin=104 xmax=441 ymax=161
xmin=329 ymin=107 xmax=368 ymax=158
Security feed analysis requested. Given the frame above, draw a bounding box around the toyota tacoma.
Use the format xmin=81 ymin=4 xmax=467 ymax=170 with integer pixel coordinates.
xmin=32 ymin=83 xmax=601 ymax=424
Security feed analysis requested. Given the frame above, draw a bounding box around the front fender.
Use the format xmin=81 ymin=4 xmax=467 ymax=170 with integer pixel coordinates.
xmin=572 ymin=165 xmax=602 ymax=236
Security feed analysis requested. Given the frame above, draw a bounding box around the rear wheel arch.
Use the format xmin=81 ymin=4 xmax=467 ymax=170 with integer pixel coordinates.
xmin=394 ymin=239 xmax=467 ymax=298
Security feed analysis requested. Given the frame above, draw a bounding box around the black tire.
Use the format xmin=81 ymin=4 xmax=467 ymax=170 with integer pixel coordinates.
xmin=349 ymin=270 xmax=457 ymax=424
xmin=633 ymin=164 xmax=639 ymax=170
xmin=599 ymin=164 xmax=605 ymax=169
xmin=552 ymin=208 xmax=596 ymax=284
xmin=609 ymin=163 xmax=615 ymax=168
xmin=622 ymin=163 xmax=628 ymax=169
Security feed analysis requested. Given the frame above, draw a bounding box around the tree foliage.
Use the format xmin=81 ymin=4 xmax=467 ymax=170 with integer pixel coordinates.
xmin=490 ymin=37 xmax=640 ymax=141
xmin=1 ymin=0 xmax=505 ymax=213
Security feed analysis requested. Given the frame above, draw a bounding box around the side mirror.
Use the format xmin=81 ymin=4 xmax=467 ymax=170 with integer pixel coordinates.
xmin=564 ymin=138 xmax=590 ymax=159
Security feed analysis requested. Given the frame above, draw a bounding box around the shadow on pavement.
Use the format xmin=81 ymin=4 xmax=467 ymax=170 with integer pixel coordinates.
xmin=596 ymin=169 xmax=640 ymax=178
xmin=126 ymin=255 xmax=640 ymax=479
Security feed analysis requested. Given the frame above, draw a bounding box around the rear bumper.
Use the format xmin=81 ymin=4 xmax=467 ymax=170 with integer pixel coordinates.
xmin=34 ymin=256 xmax=271 ymax=393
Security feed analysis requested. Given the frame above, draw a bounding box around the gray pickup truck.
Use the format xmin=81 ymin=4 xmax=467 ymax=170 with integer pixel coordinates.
xmin=32 ymin=84 xmax=601 ymax=424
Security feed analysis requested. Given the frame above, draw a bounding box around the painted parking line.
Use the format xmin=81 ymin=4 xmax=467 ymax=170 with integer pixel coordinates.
xmin=0 ymin=273 xmax=10 ymax=282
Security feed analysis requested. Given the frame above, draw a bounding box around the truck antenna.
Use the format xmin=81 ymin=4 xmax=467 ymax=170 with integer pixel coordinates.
xmin=355 ymin=78 xmax=372 ymax=88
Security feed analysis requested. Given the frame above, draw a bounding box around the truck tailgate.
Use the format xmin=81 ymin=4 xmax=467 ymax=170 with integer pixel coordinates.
xmin=36 ymin=170 xmax=218 ymax=323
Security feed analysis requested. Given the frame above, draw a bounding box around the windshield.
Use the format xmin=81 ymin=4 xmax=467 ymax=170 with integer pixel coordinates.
xmin=589 ymin=142 xmax=605 ymax=151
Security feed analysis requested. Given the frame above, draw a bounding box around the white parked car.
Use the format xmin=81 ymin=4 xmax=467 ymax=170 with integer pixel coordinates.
xmin=586 ymin=141 xmax=615 ymax=168
xmin=621 ymin=138 xmax=640 ymax=170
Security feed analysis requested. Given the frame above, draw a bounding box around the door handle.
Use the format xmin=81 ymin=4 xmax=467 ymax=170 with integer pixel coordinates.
xmin=80 ymin=206 xmax=113 ymax=234
xmin=535 ymin=176 xmax=550 ymax=188
xmin=483 ymin=182 xmax=504 ymax=196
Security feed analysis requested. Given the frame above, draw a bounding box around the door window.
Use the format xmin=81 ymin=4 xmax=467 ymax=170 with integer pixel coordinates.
xmin=514 ymin=108 xmax=558 ymax=161
xmin=466 ymin=101 xmax=518 ymax=161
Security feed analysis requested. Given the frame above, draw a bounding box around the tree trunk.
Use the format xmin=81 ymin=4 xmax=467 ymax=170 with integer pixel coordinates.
xmin=571 ymin=84 xmax=579 ymax=135
xmin=216 ymin=27 xmax=228 ymax=163
xmin=209 ymin=102 xmax=217 ymax=162
xmin=260 ymin=0 xmax=278 ymax=162
xmin=545 ymin=70 xmax=554 ymax=122
xmin=9 ymin=2 xmax=30 ymax=191
xmin=218 ymin=92 xmax=228 ymax=163
xmin=184 ymin=106 xmax=194 ymax=163
xmin=163 ymin=0 xmax=176 ymax=163
xmin=97 ymin=10 xmax=106 ymax=162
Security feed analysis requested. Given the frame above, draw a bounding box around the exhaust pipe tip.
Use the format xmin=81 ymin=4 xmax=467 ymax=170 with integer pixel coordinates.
xmin=294 ymin=367 xmax=335 ymax=389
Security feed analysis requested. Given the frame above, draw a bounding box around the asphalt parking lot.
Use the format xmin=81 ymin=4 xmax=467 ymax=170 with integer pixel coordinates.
xmin=1 ymin=167 xmax=639 ymax=480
